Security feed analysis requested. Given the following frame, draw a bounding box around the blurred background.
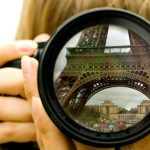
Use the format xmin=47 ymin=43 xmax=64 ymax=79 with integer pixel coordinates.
xmin=0 ymin=0 xmax=23 ymax=44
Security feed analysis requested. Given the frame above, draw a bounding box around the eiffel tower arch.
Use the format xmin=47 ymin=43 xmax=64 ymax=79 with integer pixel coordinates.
xmin=55 ymin=24 xmax=150 ymax=115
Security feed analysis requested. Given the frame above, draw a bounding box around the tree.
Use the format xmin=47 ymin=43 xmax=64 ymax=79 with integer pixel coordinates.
xmin=77 ymin=106 xmax=100 ymax=123
xmin=118 ymin=107 xmax=129 ymax=114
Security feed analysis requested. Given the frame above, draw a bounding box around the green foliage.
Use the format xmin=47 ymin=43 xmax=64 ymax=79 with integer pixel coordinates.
xmin=77 ymin=106 xmax=100 ymax=123
xmin=118 ymin=107 xmax=129 ymax=114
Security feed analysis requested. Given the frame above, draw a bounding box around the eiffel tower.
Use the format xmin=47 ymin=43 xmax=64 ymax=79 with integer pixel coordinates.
xmin=55 ymin=24 xmax=150 ymax=115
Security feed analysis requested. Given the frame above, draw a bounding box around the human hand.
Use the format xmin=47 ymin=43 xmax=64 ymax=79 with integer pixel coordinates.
xmin=0 ymin=40 xmax=37 ymax=144
xmin=120 ymin=134 xmax=150 ymax=150
xmin=21 ymin=56 xmax=114 ymax=150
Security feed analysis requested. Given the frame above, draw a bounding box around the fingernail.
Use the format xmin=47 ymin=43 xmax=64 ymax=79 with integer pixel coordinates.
xmin=21 ymin=56 xmax=32 ymax=79
xmin=34 ymin=34 xmax=50 ymax=42
xmin=16 ymin=40 xmax=38 ymax=52
xmin=32 ymin=96 xmax=40 ymax=124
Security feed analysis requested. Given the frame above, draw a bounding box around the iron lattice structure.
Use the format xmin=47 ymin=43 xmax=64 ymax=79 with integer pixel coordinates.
xmin=55 ymin=25 xmax=150 ymax=115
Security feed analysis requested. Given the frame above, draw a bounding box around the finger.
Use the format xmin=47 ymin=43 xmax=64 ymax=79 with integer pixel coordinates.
xmin=121 ymin=134 xmax=150 ymax=150
xmin=0 ymin=40 xmax=37 ymax=66
xmin=22 ymin=56 xmax=75 ymax=149
xmin=36 ymin=130 xmax=45 ymax=150
xmin=0 ymin=122 xmax=36 ymax=144
xmin=21 ymin=56 xmax=39 ymax=104
xmin=0 ymin=96 xmax=32 ymax=122
xmin=74 ymin=140 xmax=114 ymax=150
xmin=32 ymin=97 xmax=75 ymax=150
xmin=0 ymin=68 xmax=25 ymax=97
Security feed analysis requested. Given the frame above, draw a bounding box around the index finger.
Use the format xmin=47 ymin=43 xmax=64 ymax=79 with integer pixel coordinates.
xmin=0 ymin=40 xmax=37 ymax=67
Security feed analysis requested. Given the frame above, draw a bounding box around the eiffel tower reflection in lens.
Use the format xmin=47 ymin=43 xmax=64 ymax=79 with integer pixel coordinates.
xmin=54 ymin=24 xmax=150 ymax=133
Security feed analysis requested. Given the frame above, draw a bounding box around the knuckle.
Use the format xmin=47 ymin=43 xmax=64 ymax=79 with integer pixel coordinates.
xmin=25 ymin=89 xmax=33 ymax=101
xmin=3 ymin=122 xmax=15 ymax=138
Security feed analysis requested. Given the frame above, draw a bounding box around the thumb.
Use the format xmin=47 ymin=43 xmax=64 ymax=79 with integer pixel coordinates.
xmin=32 ymin=96 xmax=75 ymax=150
xmin=21 ymin=56 xmax=39 ymax=104
xmin=21 ymin=56 xmax=75 ymax=150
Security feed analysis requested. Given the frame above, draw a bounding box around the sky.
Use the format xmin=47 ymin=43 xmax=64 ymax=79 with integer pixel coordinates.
xmin=54 ymin=32 xmax=81 ymax=80
xmin=105 ymin=25 xmax=130 ymax=53
xmin=86 ymin=87 xmax=149 ymax=110
xmin=106 ymin=25 xmax=130 ymax=46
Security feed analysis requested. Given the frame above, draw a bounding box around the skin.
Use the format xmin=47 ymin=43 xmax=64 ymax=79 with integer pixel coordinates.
xmin=0 ymin=34 xmax=48 ymax=144
xmin=0 ymin=40 xmax=37 ymax=143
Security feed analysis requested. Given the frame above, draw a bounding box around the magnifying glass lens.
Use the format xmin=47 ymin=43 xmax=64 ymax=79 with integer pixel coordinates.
xmin=54 ymin=24 xmax=150 ymax=133
xmin=39 ymin=8 xmax=150 ymax=147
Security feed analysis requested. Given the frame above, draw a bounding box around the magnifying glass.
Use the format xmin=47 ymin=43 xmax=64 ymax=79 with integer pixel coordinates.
xmin=6 ymin=8 xmax=150 ymax=147
xmin=38 ymin=8 xmax=150 ymax=147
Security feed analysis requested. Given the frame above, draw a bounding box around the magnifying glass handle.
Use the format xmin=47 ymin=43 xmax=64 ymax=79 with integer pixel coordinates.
xmin=2 ymin=41 xmax=47 ymax=68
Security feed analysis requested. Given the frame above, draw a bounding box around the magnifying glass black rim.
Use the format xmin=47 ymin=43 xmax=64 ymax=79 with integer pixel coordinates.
xmin=38 ymin=8 xmax=150 ymax=147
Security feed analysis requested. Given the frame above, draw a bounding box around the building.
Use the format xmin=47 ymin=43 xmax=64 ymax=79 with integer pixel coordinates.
xmin=138 ymin=100 xmax=150 ymax=114
xmin=87 ymin=100 xmax=150 ymax=121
